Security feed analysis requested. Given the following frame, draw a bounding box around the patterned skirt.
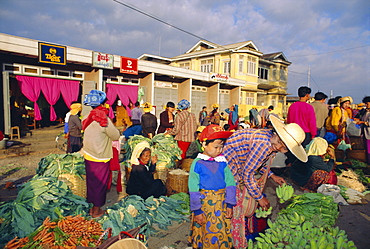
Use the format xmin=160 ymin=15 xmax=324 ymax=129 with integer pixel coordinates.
xmin=189 ymin=189 xmax=232 ymax=249
xmin=303 ymin=170 xmax=330 ymax=192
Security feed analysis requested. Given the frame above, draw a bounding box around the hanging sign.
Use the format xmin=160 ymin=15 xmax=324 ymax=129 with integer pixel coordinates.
xmin=120 ymin=56 xmax=138 ymax=75
xmin=92 ymin=52 xmax=114 ymax=69
xmin=38 ymin=42 xmax=66 ymax=65
xmin=210 ymin=73 xmax=229 ymax=83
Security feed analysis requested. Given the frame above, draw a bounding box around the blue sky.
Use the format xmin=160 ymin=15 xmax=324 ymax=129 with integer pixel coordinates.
xmin=0 ymin=0 xmax=369 ymax=103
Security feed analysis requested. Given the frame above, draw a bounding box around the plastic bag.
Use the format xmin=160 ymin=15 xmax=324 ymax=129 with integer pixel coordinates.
xmin=337 ymin=139 xmax=351 ymax=151
xmin=347 ymin=121 xmax=361 ymax=136
xmin=317 ymin=184 xmax=348 ymax=205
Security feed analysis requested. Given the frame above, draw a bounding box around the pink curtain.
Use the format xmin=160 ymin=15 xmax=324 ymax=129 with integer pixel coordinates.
xmin=106 ymin=84 xmax=138 ymax=119
xmin=16 ymin=75 xmax=80 ymax=121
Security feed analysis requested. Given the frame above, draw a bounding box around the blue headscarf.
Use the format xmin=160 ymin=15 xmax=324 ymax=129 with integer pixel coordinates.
xmin=178 ymin=99 xmax=190 ymax=110
xmin=84 ymin=90 xmax=106 ymax=107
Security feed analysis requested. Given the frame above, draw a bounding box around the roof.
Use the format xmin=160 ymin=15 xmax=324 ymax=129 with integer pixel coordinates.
xmin=261 ymin=52 xmax=291 ymax=65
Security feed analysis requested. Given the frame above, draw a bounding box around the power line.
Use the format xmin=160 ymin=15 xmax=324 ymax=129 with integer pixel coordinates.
xmin=289 ymin=44 xmax=370 ymax=58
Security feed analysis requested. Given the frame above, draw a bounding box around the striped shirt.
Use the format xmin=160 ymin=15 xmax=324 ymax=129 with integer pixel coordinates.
xmin=223 ymin=129 xmax=275 ymax=200
xmin=168 ymin=110 xmax=197 ymax=142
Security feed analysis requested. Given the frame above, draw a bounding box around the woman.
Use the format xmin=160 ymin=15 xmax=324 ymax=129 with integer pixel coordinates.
xmin=290 ymin=137 xmax=335 ymax=192
xmin=157 ymin=101 xmax=175 ymax=134
xmin=225 ymin=104 xmax=239 ymax=131
xmin=141 ymin=102 xmax=157 ymax=138
xmin=81 ymin=90 xmax=120 ymax=218
xmin=67 ymin=102 xmax=82 ymax=153
xmin=208 ymin=103 xmax=221 ymax=125
xmin=359 ymin=96 xmax=370 ymax=164
xmin=126 ymin=141 xmax=166 ymax=199
xmin=325 ymin=96 xmax=353 ymax=143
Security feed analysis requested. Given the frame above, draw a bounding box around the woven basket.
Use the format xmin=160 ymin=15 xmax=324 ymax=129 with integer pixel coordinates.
xmin=180 ymin=158 xmax=193 ymax=172
xmin=58 ymin=174 xmax=86 ymax=198
xmin=166 ymin=172 xmax=189 ymax=196
xmin=154 ymin=168 xmax=168 ymax=182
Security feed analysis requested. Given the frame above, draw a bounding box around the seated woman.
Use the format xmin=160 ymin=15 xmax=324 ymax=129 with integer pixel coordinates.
xmin=290 ymin=137 xmax=335 ymax=192
xmin=126 ymin=142 xmax=166 ymax=199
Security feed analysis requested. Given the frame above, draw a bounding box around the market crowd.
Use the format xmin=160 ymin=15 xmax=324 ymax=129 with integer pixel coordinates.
xmin=57 ymin=88 xmax=369 ymax=248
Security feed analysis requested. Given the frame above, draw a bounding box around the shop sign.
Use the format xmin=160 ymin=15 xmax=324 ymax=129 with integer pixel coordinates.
xmin=92 ymin=52 xmax=114 ymax=69
xmin=38 ymin=42 xmax=66 ymax=65
xmin=155 ymin=81 xmax=172 ymax=88
xmin=210 ymin=73 xmax=229 ymax=83
xmin=120 ymin=56 xmax=138 ymax=75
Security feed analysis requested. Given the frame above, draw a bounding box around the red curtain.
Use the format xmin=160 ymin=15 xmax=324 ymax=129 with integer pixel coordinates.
xmin=106 ymin=84 xmax=138 ymax=119
xmin=16 ymin=75 xmax=80 ymax=121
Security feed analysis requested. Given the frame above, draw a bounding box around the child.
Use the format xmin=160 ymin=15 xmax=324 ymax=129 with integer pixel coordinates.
xmin=188 ymin=124 xmax=236 ymax=249
xmin=126 ymin=141 xmax=166 ymax=199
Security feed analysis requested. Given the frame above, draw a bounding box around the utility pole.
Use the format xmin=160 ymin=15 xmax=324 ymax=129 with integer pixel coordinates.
xmin=307 ymin=65 xmax=310 ymax=87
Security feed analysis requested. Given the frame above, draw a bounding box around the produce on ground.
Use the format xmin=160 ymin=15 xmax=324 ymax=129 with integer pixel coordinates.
xmin=255 ymin=207 xmax=272 ymax=218
xmin=276 ymin=183 xmax=294 ymax=203
xmin=169 ymin=192 xmax=191 ymax=215
xmin=337 ymin=169 xmax=367 ymax=193
xmin=4 ymin=215 xmax=103 ymax=249
xmin=36 ymin=153 xmax=85 ymax=178
xmin=338 ymin=185 xmax=367 ymax=204
xmin=97 ymin=195 xmax=188 ymax=237
xmin=0 ymin=177 xmax=89 ymax=247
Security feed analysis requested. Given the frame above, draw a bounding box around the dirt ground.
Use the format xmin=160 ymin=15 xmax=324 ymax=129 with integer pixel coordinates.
xmin=0 ymin=124 xmax=369 ymax=249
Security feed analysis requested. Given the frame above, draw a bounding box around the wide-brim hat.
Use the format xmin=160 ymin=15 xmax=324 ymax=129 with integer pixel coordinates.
xmin=357 ymin=103 xmax=365 ymax=109
xmin=200 ymin=124 xmax=233 ymax=142
xmin=178 ymin=99 xmax=190 ymax=110
xmin=337 ymin=96 xmax=353 ymax=106
xmin=143 ymin=102 xmax=152 ymax=112
xmin=270 ymin=115 xmax=308 ymax=163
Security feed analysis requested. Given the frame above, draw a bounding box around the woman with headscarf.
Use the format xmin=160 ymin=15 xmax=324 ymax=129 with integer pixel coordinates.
xmin=208 ymin=103 xmax=221 ymax=125
xmin=67 ymin=102 xmax=82 ymax=153
xmin=325 ymin=96 xmax=353 ymax=143
xmin=157 ymin=101 xmax=175 ymax=134
xmin=141 ymin=102 xmax=157 ymax=139
xmin=290 ymin=137 xmax=335 ymax=192
xmin=81 ymin=90 xmax=120 ymax=218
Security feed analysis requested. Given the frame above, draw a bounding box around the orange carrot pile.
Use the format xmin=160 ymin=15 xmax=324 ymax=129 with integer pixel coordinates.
xmin=5 ymin=215 xmax=103 ymax=249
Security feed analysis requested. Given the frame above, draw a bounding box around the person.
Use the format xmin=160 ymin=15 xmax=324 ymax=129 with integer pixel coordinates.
xmin=208 ymin=103 xmax=221 ymax=125
xmin=81 ymin=90 xmax=120 ymax=218
xmin=141 ymin=102 xmax=157 ymax=139
xmin=123 ymin=123 xmax=142 ymax=140
xmin=167 ymin=99 xmax=197 ymax=160
xmin=188 ymin=124 xmax=236 ymax=249
xmin=130 ymin=101 xmax=142 ymax=125
xmin=126 ymin=141 xmax=166 ymax=199
xmin=225 ymin=104 xmax=239 ymax=131
xmin=249 ymin=106 xmax=259 ymax=128
xmin=287 ymin=86 xmax=317 ymax=147
xmin=290 ymin=137 xmax=335 ymax=192
xmin=157 ymin=101 xmax=175 ymax=134
xmin=325 ymin=96 xmax=353 ymax=143
xmin=185 ymin=126 xmax=205 ymax=159
xmin=353 ymin=103 xmax=366 ymax=119
xmin=237 ymin=122 xmax=249 ymax=130
xmin=310 ymin=92 xmax=329 ymax=138
xmin=359 ymin=96 xmax=370 ymax=163
xmin=223 ymin=123 xmax=231 ymax=131
xmin=67 ymin=102 xmax=82 ymax=153
xmin=223 ymin=115 xmax=307 ymax=248
xmin=199 ymin=106 xmax=208 ymax=126
xmin=258 ymin=105 xmax=274 ymax=128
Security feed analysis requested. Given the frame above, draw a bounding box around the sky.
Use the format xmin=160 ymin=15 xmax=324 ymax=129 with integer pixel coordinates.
xmin=0 ymin=0 xmax=369 ymax=103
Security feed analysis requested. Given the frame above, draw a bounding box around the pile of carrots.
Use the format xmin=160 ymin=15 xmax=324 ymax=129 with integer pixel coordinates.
xmin=5 ymin=215 xmax=104 ymax=249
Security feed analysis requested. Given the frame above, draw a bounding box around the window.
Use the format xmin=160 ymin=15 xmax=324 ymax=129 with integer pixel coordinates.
xmin=179 ymin=62 xmax=190 ymax=69
xmin=200 ymin=59 xmax=213 ymax=73
xmin=245 ymin=92 xmax=254 ymax=105
xmin=238 ymin=55 xmax=244 ymax=73
xmin=247 ymin=56 xmax=256 ymax=75
xmin=280 ymin=66 xmax=287 ymax=81
xmin=258 ymin=67 xmax=269 ymax=80
xmin=257 ymin=93 xmax=266 ymax=106
xmin=223 ymin=61 xmax=230 ymax=74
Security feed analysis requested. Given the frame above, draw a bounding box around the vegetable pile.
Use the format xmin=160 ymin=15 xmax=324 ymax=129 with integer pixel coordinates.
xmin=5 ymin=215 xmax=103 ymax=249
xmin=0 ymin=177 xmax=89 ymax=247
xmin=36 ymin=153 xmax=85 ymax=178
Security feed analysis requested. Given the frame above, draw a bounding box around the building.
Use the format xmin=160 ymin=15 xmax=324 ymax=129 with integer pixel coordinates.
xmin=0 ymin=33 xmax=291 ymax=135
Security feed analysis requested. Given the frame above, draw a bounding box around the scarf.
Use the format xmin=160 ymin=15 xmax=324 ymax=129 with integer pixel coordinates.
xmin=82 ymin=106 xmax=109 ymax=130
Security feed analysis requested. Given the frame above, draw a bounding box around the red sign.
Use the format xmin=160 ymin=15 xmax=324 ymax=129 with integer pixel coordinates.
xmin=120 ymin=56 xmax=138 ymax=75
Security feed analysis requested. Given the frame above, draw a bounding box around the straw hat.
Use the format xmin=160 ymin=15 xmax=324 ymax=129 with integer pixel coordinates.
xmin=270 ymin=115 xmax=308 ymax=163
xmin=142 ymin=102 xmax=152 ymax=112
xmin=337 ymin=96 xmax=353 ymax=106
xmin=357 ymin=103 xmax=365 ymax=109
xmin=70 ymin=103 xmax=82 ymax=115
xmin=211 ymin=103 xmax=219 ymax=109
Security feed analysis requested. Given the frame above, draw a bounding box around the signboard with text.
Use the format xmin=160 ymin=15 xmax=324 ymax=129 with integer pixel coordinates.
xmin=38 ymin=42 xmax=66 ymax=65
xmin=210 ymin=73 xmax=229 ymax=83
xmin=92 ymin=52 xmax=114 ymax=69
xmin=120 ymin=56 xmax=138 ymax=75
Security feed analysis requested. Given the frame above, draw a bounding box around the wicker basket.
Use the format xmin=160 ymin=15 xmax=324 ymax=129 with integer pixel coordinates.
xmin=180 ymin=158 xmax=193 ymax=172
xmin=58 ymin=174 xmax=87 ymax=198
xmin=347 ymin=150 xmax=367 ymax=162
xmin=166 ymin=171 xmax=189 ymax=196
xmin=154 ymin=168 xmax=168 ymax=182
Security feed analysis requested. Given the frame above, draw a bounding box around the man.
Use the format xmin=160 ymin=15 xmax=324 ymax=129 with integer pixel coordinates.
xmin=223 ymin=115 xmax=307 ymax=248
xmin=167 ymin=99 xmax=198 ymax=160
xmin=287 ymin=86 xmax=316 ymax=146
xmin=310 ymin=92 xmax=329 ymax=138
xmin=199 ymin=106 xmax=208 ymax=126
xmin=258 ymin=105 xmax=274 ymax=128
xmin=130 ymin=101 xmax=142 ymax=125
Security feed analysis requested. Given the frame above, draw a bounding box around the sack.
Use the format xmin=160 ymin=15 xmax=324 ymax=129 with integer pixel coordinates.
xmin=317 ymin=184 xmax=348 ymax=205
xmin=347 ymin=121 xmax=361 ymax=137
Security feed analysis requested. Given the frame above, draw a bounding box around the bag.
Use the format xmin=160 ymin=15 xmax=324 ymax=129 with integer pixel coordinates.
xmin=347 ymin=121 xmax=361 ymax=136
xmin=337 ymin=139 xmax=351 ymax=151
xmin=326 ymin=170 xmax=338 ymax=185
